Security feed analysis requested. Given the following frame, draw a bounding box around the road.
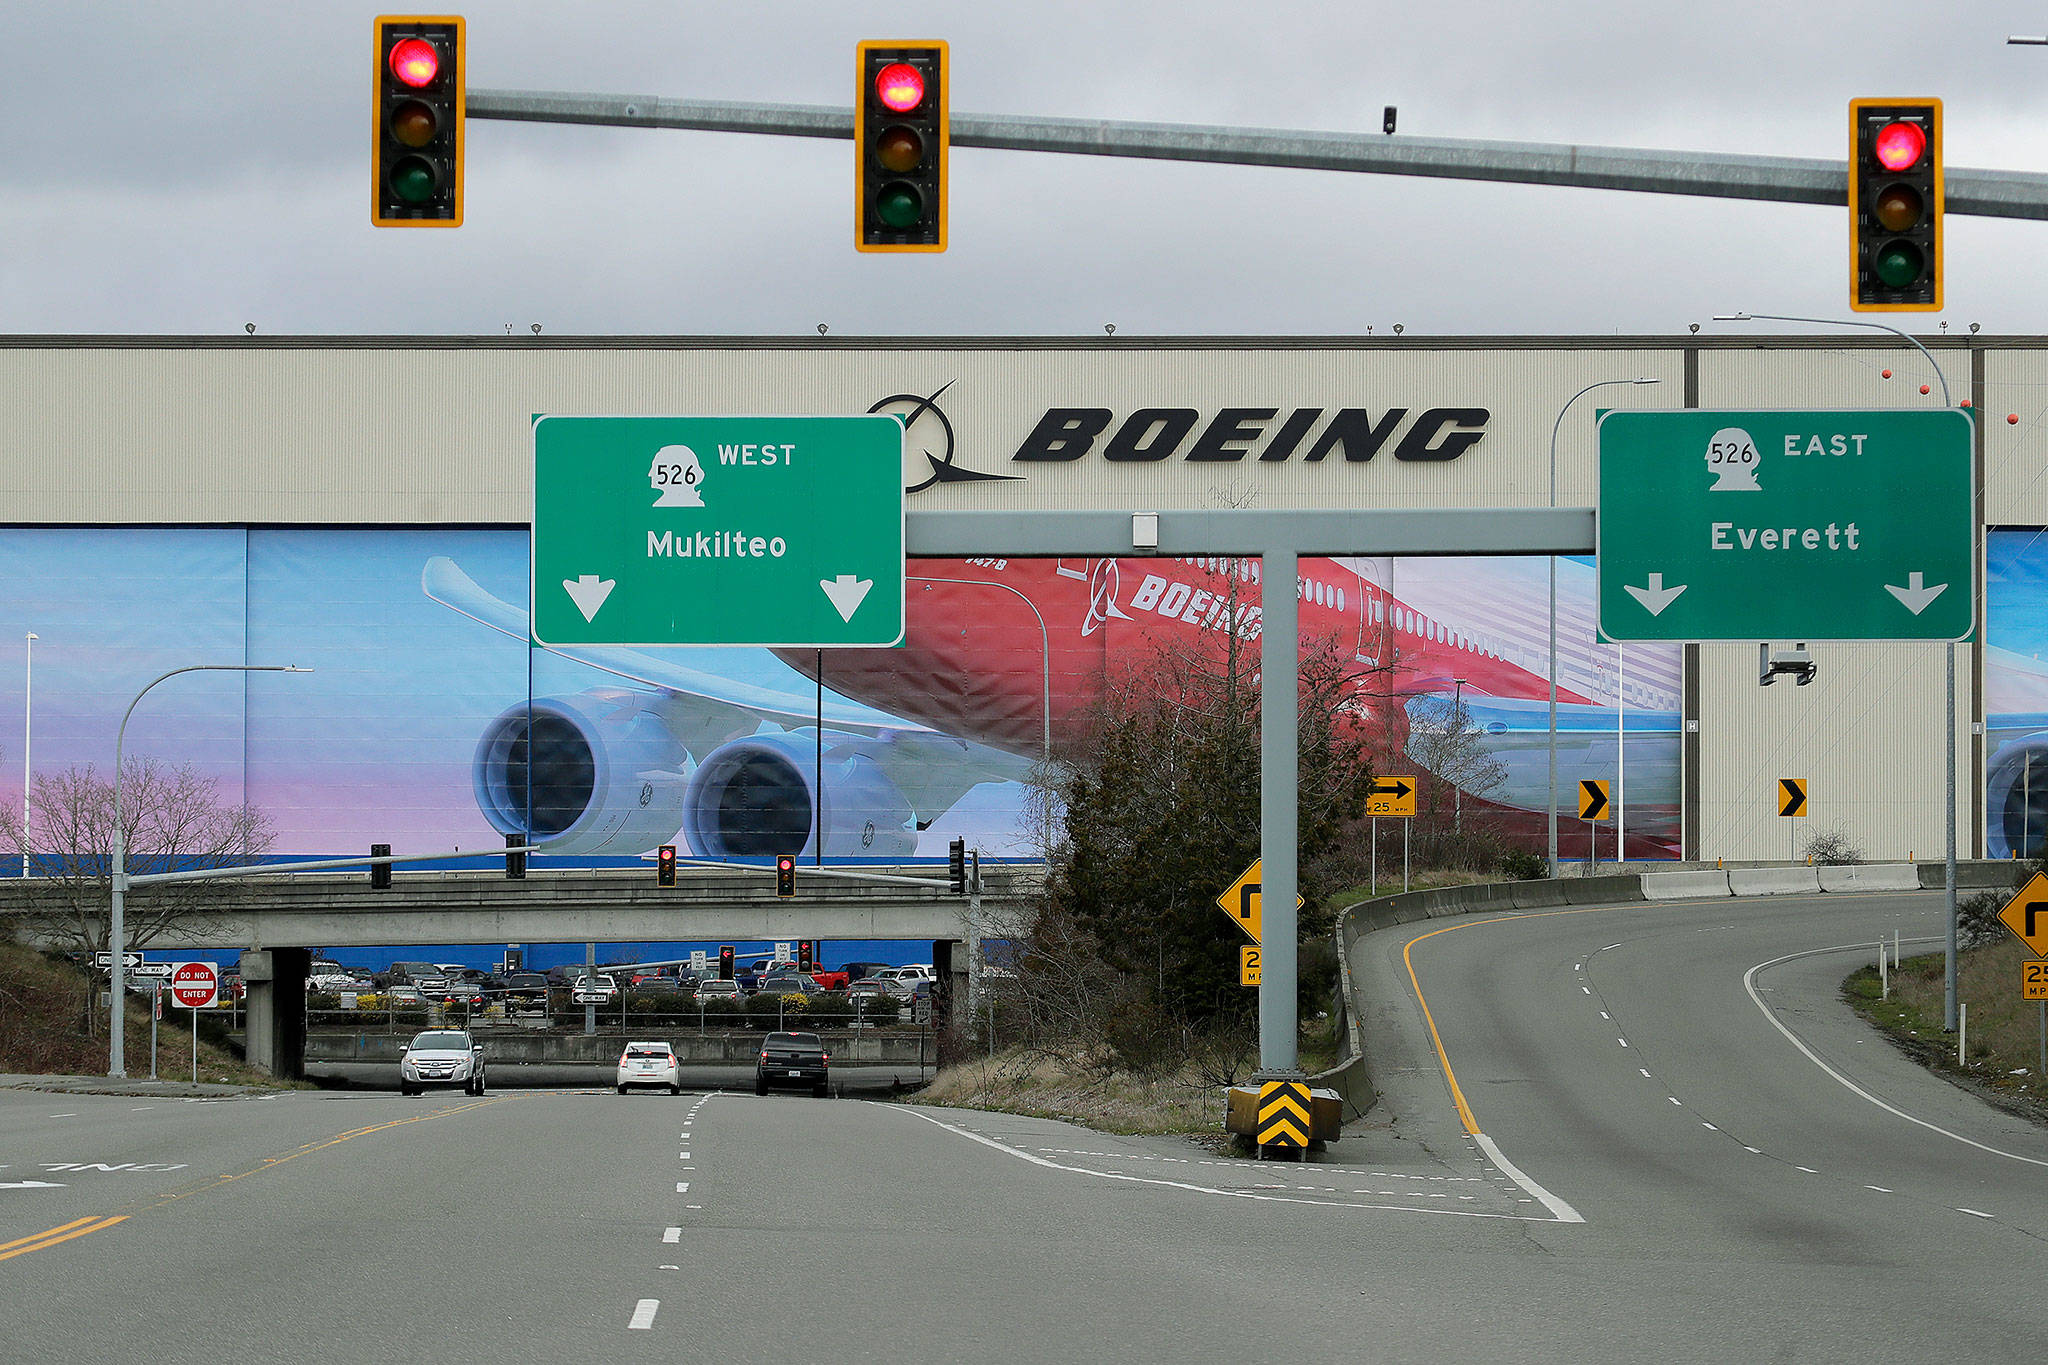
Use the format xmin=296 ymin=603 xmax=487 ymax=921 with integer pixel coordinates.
xmin=3 ymin=889 xmax=2043 ymax=1362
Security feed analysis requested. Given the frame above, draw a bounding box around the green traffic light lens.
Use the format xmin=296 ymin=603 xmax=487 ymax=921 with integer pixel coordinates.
xmin=875 ymin=182 xmax=924 ymax=228
xmin=391 ymin=100 xmax=438 ymax=149
xmin=389 ymin=155 xmax=440 ymax=205
xmin=877 ymin=125 xmax=924 ymax=174
xmin=1874 ymin=240 xmax=1925 ymax=288
xmin=1874 ymin=182 xmax=1923 ymax=233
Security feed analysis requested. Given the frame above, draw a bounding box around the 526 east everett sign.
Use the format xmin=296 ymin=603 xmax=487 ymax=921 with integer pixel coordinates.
xmin=1596 ymin=408 xmax=1973 ymax=643
xmin=531 ymin=415 xmax=905 ymax=648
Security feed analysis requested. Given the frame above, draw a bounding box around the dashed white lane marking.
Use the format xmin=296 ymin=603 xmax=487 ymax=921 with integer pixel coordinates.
xmin=1667 ymin=1097 xmax=1682 ymax=1107
xmin=1581 ymin=986 xmax=1592 ymax=995
xmin=628 ymin=1300 xmax=659 ymax=1330
xmin=675 ymin=1182 xmax=689 ymax=1193
xmin=48 ymin=1114 xmax=76 ymax=1119
xmin=1866 ymin=1186 xmax=1893 ymax=1193
xmin=679 ymin=1151 xmax=691 ymax=1160
xmin=1599 ymin=1011 xmax=1610 ymax=1020
xmin=899 ymin=1108 xmax=1571 ymax=1223
xmin=1601 ymin=944 xmax=1622 ymax=952
xmin=1618 ymin=1039 xmax=1630 ymax=1048
xmin=663 ymin=1228 xmax=681 ymax=1243
xmin=130 ymin=1107 xmax=154 ymax=1111
xmin=1959 ymin=1207 xmax=1995 ymax=1219
xmin=1795 ymin=1167 xmax=1818 ymax=1174
xmin=659 ymin=1264 xmax=679 ymax=1270
xmin=1638 ymin=1069 xmax=1652 ymax=1078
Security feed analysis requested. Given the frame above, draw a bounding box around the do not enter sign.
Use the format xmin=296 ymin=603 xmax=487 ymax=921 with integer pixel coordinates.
xmin=169 ymin=961 xmax=219 ymax=1010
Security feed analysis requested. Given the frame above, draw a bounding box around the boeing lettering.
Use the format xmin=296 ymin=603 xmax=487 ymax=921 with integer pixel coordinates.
xmin=1013 ymin=406 xmax=1491 ymax=465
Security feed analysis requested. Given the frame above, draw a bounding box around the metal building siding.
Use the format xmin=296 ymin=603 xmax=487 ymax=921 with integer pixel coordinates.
xmin=1 ymin=339 xmax=1680 ymax=522
xmin=1693 ymin=639 xmax=1966 ymax=861
xmin=1984 ymin=346 xmax=2048 ymax=525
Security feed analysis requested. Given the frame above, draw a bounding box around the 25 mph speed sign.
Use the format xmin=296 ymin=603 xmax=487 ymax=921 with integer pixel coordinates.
xmin=169 ymin=961 xmax=219 ymax=1010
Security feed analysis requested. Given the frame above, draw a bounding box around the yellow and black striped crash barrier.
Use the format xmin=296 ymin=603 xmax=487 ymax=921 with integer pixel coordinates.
xmin=1257 ymin=1080 xmax=1312 ymax=1149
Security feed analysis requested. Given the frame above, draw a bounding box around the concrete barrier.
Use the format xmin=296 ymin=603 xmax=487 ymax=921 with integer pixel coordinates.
xmin=1817 ymin=863 xmax=1919 ymax=893
xmin=1510 ymin=880 xmax=1574 ymax=910
xmin=1918 ymin=860 xmax=2030 ymax=892
xmin=1562 ymin=874 xmax=1649 ymax=905
xmin=1641 ymin=869 xmax=1732 ymax=900
xmin=1726 ymin=866 xmax=1821 ymax=895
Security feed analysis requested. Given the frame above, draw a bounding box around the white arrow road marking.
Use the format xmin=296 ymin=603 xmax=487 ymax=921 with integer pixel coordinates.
xmin=562 ymin=575 xmax=615 ymax=622
xmin=1623 ymin=572 xmax=1687 ymax=616
xmin=0 ymin=1181 xmax=67 ymax=1190
xmin=1884 ymin=571 xmax=1948 ymax=615
xmin=820 ymin=574 xmax=873 ymax=622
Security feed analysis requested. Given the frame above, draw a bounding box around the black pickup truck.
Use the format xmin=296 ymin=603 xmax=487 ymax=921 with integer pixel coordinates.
xmin=755 ymin=1032 xmax=830 ymax=1098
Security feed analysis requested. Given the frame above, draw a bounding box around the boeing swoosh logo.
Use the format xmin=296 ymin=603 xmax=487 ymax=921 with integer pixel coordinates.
xmin=871 ymin=382 xmax=1024 ymax=494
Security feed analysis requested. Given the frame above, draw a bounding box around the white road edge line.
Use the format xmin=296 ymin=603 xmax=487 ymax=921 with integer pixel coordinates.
xmin=628 ymin=1299 xmax=659 ymax=1330
xmin=1744 ymin=939 xmax=2048 ymax=1170
xmin=889 ymin=1106 xmax=1574 ymax=1223
xmin=1471 ymin=1131 xmax=1587 ymax=1224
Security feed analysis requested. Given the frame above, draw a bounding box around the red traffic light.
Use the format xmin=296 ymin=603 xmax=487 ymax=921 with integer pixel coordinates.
xmin=875 ymin=62 xmax=926 ymax=113
xmin=776 ymin=853 xmax=797 ymax=897
xmin=1873 ymin=120 xmax=1926 ymax=172
xmin=389 ymin=36 xmax=440 ymax=88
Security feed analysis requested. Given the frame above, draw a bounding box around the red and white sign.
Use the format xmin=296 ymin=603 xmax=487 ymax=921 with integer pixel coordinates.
xmin=169 ymin=961 xmax=219 ymax=1010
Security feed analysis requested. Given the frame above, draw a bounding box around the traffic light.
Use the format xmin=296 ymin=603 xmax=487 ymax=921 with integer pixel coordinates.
xmin=948 ymin=837 xmax=966 ymax=894
xmin=505 ymin=832 xmax=525 ymax=880
xmin=856 ymin=40 xmax=947 ymax=252
xmin=776 ymin=853 xmax=797 ymax=897
xmin=374 ymin=16 xmax=464 ymax=226
xmin=1850 ymin=99 xmax=1941 ymax=311
xmin=718 ymin=945 xmax=736 ymax=980
xmin=797 ymin=940 xmax=815 ymax=972
xmin=657 ymin=844 xmax=677 ymax=888
xmin=370 ymin=843 xmax=391 ymax=890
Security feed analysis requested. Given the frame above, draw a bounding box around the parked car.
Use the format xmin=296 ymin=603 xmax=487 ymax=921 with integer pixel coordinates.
xmin=499 ymin=972 xmax=550 ymax=1012
xmin=434 ymin=978 xmax=487 ymax=1008
xmin=754 ymin=1031 xmax=830 ymax=1097
xmin=693 ymin=979 xmax=744 ymax=1005
xmin=808 ymin=968 xmax=851 ymax=991
xmin=388 ymin=960 xmax=448 ymax=992
xmin=616 ymin=1040 xmax=682 ymax=1095
xmin=399 ymin=1029 xmax=487 ymax=1096
xmin=753 ymin=972 xmax=821 ymax=998
xmin=846 ymin=978 xmax=895 ymax=1006
xmin=387 ymin=984 xmax=424 ymax=1004
xmin=839 ymin=961 xmax=893 ymax=983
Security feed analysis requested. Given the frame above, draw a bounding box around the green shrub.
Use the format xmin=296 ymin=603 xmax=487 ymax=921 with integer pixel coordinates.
xmin=1499 ymin=848 xmax=1549 ymax=881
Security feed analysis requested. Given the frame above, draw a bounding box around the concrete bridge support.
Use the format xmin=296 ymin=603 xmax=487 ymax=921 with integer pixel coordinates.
xmin=241 ymin=947 xmax=309 ymax=1080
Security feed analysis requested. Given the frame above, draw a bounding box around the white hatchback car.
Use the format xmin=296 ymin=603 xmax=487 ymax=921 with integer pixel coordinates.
xmin=617 ymin=1040 xmax=681 ymax=1095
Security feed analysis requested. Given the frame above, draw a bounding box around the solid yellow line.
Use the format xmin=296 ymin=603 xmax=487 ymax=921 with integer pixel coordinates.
xmin=0 ymin=1215 xmax=126 ymax=1263
xmin=1402 ymin=904 xmax=1657 ymax=1137
xmin=0 ymin=1215 xmax=101 ymax=1254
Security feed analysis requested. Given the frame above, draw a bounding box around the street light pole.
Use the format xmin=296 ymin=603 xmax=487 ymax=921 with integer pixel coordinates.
xmin=107 ymin=663 xmax=309 ymax=1077
xmin=1451 ymin=677 xmax=1466 ymax=835
xmin=22 ymin=632 xmax=35 ymax=879
xmin=1715 ymin=311 xmax=1962 ymax=1032
xmin=1551 ymin=377 xmax=1662 ymax=877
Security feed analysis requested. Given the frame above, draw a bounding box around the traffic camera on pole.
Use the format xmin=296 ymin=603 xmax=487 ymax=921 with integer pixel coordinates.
xmin=776 ymin=854 xmax=797 ymax=898
xmin=1850 ymin=98 xmax=1941 ymax=311
xmin=856 ymin=40 xmax=948 ymax=251
xmin=374 ymin=16 xmax=464 ymax=226
xmin=656 ymin=844 xmax=677 ymax=887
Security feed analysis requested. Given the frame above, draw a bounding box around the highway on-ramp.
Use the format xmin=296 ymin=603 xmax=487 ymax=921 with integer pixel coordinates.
xmin=2 ymin=889 xmax=2043 ymax=1362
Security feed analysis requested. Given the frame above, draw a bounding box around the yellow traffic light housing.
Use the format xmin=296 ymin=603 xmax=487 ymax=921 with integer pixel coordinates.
xmin=1850 ymin=98 xmax=1941 ymax=311
xmin=857 ymin=40 xmax=948 ymax=251
xmin=375 ymin=16 xmax=465 ymax=226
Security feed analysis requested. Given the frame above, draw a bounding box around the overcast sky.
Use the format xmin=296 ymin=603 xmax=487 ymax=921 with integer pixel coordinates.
xmin=7 ymin=2 xmax=2047 ymax=339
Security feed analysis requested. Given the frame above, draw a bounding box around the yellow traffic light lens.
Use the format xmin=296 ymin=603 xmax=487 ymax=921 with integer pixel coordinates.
xmin=391 ymin=100 xmax=438 ymax=149
xmin=876 ymin=125 xmax=924 ymax=174
xmin=1874 ymin=182 xmax=1923 ymax=232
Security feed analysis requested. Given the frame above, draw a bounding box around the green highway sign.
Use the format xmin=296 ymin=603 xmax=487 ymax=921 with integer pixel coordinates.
xmin=1596 ymin=408 xmax=1973 ymax=643
xmin=531 ymin=415 xmax=905 ymax=647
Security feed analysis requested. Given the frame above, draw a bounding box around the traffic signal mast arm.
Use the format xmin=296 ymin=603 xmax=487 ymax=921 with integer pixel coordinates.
xmin=464 ymin=89 xmax=2048 ymax=220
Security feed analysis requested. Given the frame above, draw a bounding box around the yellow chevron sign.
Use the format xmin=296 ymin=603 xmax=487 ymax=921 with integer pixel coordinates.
xmin=1256 ymin=1080 xmax=1312 ymax=1149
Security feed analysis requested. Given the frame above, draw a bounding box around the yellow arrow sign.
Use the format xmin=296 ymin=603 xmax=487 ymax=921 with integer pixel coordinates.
xmin=1579 ymin=779 xmax=1610 ymax=821
xmin=1999 ymin=872 xmax=2048 ymax=957
xmin=1367 ymin=774 xmax=1417 ymax=818
xmin=1778 ymin=778 xmax=1808 ymax=818
xmin=1214 ymin=859 xmax=1304 ymax=946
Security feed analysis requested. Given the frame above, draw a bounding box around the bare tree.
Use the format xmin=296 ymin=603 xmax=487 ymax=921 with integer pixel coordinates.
xmin=0 ymin=759 xmax=272 ymax=974
xmin=1400 ymin=689 xmax=1509 ymax=857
